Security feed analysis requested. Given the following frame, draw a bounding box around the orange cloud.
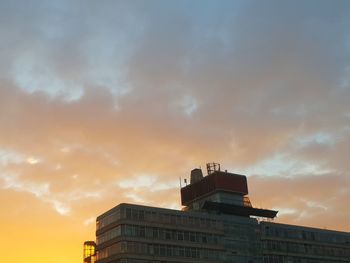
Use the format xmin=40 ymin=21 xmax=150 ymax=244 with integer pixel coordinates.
xmin=1 ymin=1 xmax=350 ymax=263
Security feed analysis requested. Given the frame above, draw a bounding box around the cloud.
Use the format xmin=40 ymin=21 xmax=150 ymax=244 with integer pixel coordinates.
xmin=249 ymin=172 xmax=350 ymax=231
xmin=0 ymin=2 xmax=350 ymax=262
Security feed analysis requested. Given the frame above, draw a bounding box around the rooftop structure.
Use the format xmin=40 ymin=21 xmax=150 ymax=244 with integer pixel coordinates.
xmin=181 ymin=163 xmax=277 ymax=218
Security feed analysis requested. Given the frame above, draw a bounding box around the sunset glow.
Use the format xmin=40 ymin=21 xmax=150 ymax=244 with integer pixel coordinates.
xmin=1 ymin=1 xmax=350 ymax=263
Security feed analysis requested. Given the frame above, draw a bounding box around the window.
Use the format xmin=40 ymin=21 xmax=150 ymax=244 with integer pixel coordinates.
xmin=190 ymin=232 xmax=195 ymax=242
xmin=126 ymin=208 xmax=131 ymax=219
xmin=160 ymin=245 xmax=166 ymax=256
xmin=153 ymin=228 xmax=159 ymax=238
xmin=184 ymin=231 xmax=189 ymax=241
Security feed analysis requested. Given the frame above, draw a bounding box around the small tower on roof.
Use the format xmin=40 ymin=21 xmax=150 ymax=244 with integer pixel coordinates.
xmin=181 ymin=162 xmax=277 ymax=219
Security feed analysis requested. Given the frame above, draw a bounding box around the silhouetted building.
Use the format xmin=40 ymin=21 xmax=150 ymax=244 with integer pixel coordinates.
xmin=93 ymin=163 xmax=350 ymax=263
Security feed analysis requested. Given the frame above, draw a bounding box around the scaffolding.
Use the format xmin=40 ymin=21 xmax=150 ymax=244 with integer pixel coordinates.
xmin=206 ymin=162 xmax=221 ymax=174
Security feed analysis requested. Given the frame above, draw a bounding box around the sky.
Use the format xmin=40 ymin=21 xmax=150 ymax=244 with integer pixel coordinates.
xmin=1 ymin=0 xmax=350 ymax=262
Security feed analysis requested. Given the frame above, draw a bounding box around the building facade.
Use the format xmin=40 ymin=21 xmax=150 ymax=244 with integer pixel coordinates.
xmin=260 ymin=222 xmax=350 ymax=263
xmin=93 ymin=164 xmax=350 ymax=263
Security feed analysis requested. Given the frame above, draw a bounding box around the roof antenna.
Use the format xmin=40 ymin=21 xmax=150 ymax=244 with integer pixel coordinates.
xmin=206 ymin=162 xmax=221 ymax=175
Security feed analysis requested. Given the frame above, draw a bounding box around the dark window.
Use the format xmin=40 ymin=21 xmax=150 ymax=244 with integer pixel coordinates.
xmin=126 ymin=208 xmax=131 ymax=219
xmin=153 ymin=228 xmax=159 ymax=238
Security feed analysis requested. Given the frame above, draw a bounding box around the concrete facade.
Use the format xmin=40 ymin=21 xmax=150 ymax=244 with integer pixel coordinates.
xmin=95 ymin=203 xmax=350 ymax=263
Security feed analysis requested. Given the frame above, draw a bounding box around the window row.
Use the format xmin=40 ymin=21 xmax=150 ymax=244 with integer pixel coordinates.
xmin=263 ymin=225 xmax=350 ymax=244
xmin=263 ymin=255 xmax=348 ymax=263
xmin=263 ymin=240 xmax=350 ymax=258
xmin=97 ymin=224 xmax=221 ymax=245
xmin=97 ymin=208 xmax=121 ymax=229
xmin=113 ymin=260 xmax=173 ymax=263
xmin=97 ymin=241 xmax=223 ymax=261
xmin=97 ymin=206 xmax=223 ymax=231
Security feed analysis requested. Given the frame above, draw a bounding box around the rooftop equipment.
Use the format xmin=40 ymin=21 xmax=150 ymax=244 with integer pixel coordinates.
xmin=181 ymin=163 xmax=278 ymax=219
